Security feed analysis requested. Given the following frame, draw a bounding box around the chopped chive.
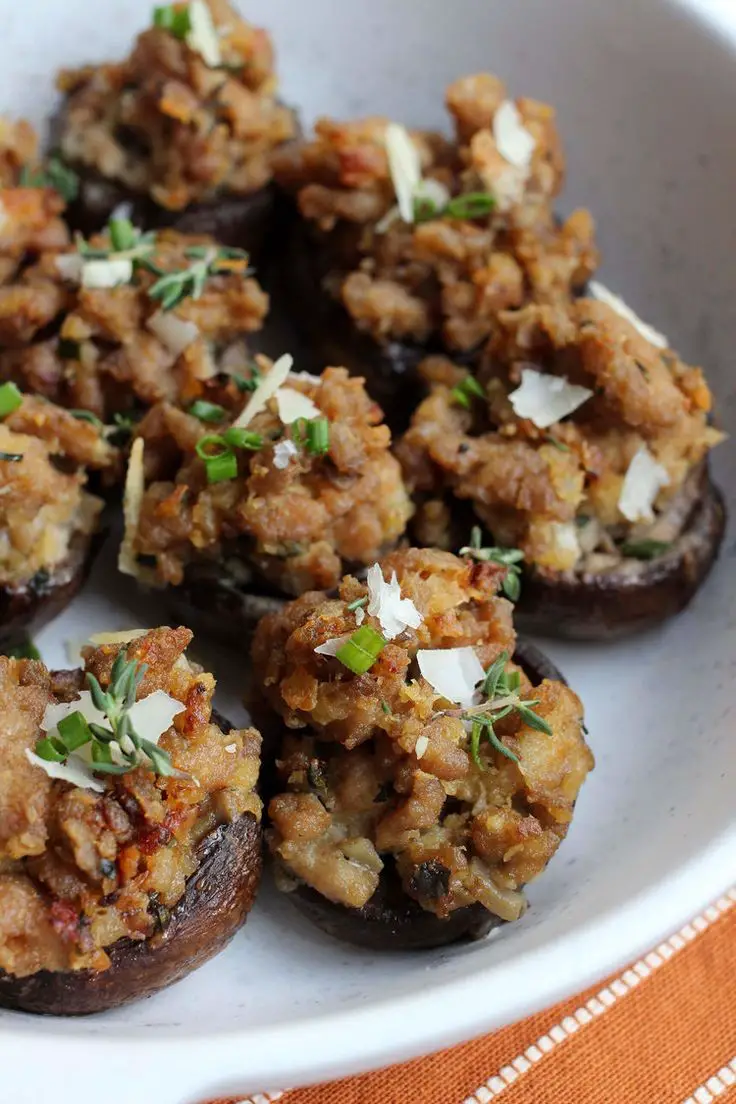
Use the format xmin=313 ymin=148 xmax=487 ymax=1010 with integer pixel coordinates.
xmin=222 ymin=427 xmax=263 ymax=450
xmin=306 ymin=417 xmax=330 ymax=455
xmin=620 ymin=539 xmax=672 ymax=560
xmin=69 ymin=409 xmax=104 ymax=428
xmin=336 ymin=625 xmax=386 ymax=675
xmin=0 ymin=381 xmax=23 ymax=418
xmin=189 ymin=400 xmax=227 ymax=424
xmin=380 ymin=699 xmax=391 ymax=715
xmin=444 ymin=192 xmax=496 ymax=220
xmin=19 ymin=157 xmax=79 ymax=202
xmin=153 ymin=4 xmax=191 ymax=37
xmin=204 ymin=450 xmax=238 ymax=484
xmin=108 ymin=217 xmax=137 ymax=253
xmin=34 ymin=737 xmax=67 ymax=763
xmin=195 ymin=434 xmax=230 ymax=460
xmin=451 ymin=374 xmax=485 ymax=409
xmin=230 ymin=369 xmax=261 ymax=393
xmin=57 ymin=711 xmax=93 ymax=753
xmin=347 ymin=596 xmax=368 ymax=612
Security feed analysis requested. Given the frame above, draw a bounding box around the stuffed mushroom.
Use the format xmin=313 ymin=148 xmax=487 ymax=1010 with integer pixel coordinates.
xmin=0 ymin=217 xmax=268 ymax=426
xmin=53 ymin=0 xmax=297 ymax=258
xmin=0 ymin=388 xmax=115 ymax=642
xmin=121 ymin=355 xmax=414 ymax=642
xmin=0 ymin=625 xmax=262 ymax=1015
xmin=273 ymin=73 xmax=598 ymax=426
xmin=254 ymin=548 xmax=593 ymax=950
xmin=397 ymin=293 xmax=726 ymax=639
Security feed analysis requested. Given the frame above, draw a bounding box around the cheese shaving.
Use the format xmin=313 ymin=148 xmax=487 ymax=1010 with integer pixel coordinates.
xmin=588 ymin=281 xmax=668 ymax=349
xmin=232 ymin=353 xmax=294 ymax=428
xmin=618 ymin=446 xmax=670 ymax=522
xmin=354 ymin=606 xmax=365 ymax=626
xmin=314 ymin=634 xmax=353 ymax=657
xmin=493 ymin=101 xmax=536 ymax=169
xmin=366 ymin=563 xmax=423 ymax=640
xmin=289 ymin=370 xmax=323 ymax=384
xmin=385 ymin=122 xmax=422 ymax=224
xmin=81 ymin=258 xmax=134 ymax=289
xmin=415 ymin=177 xmax=451 ymax=211
xmin=25 ymin=748 xmax=105 ymax=793
xmin=55 ymin=253 xmax=84 ymax=282
xmin=224 ymin=743 xmax=237 ymax=754
xmin=186 ymin=0 xmax=222 ymax=67
xmin=272 ymin=438 xmax=299 ymax=470
xmin=414 ymin=735 xmax=429 ymax=759
xmin=508 ymin=367 xmax=593 ymax=429
xmin=417 ymin=647 xmax=485 ymax=708
xmin=119 ymin=437 xmax=148 ymax=579
xmin=147 ymin=310 xmax=199 ymax=356
xmin=275 ymin=387 xmax=321 ymax=424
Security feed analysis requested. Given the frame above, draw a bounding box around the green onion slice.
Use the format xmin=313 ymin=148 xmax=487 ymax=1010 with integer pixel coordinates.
xmin=108 ymin=217 xmax=138 ymax=253
xmin=204 ymin=450 xmax=238 ymax=484
xmin=34 ymin=737 xmax=67 ymax=763
xmin=444 ymin=192 xmax=496 ymax=220
xmin=153 ymin=4 xmax=191 ymax=37
xmin=222 ymin=427 xmax=263 ymax=451
xmin=57 ymin=711 xmax=94 ymax=753
xmin=336 ymin=625 xmax=386 ymax=675
xmin=189 ymin=400 xmax=227 ymax=424
xmin=0 ymin=382 xmax=23 ymax=419
xmin=195 ymin=433 xmax=230 ymax=460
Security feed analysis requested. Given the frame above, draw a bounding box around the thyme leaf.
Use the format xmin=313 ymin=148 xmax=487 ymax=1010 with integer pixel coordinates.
xmin=459 ymin=526 xmax=524 ymax=602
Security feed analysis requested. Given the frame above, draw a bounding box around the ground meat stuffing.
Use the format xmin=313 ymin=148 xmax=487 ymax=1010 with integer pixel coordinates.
xmin=57 ymin=0 xmax=296 ymax=211
xmin=0 ymin=627 xmax=261 ymax=976
xmin=0 ymin=226 xmax=268 ymax=421
xmin=397 ymin=298 xmax=724 ymax=575
xmin=0 ymin=394 xmax=115 ymax=588
xmin=132 ymin=360 xmax=413 ymax=595
xmin=259 ymin=548 xmax=592 ymax=920
xmin=274 ymin=72 xmax=598 ymax=353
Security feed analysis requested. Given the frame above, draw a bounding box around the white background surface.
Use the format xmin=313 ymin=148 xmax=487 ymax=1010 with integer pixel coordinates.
xmin=1 ymin=1 xmax=735 ymax=1101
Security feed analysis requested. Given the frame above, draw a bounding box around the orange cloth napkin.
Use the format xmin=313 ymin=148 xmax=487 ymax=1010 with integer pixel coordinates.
xmin=210 ymin=887 xmax=736 ymax=1104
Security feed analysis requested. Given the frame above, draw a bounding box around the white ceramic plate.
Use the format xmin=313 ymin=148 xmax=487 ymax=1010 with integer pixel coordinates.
xmin=1 ymin=1 xmax=735 ymax=1101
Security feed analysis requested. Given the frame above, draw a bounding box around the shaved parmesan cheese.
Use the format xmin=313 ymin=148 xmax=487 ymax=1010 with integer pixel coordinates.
xmin=618 ymin=446 xmax=670 ymax=522
xmin=82 ymin=258 xmax=133 ymax=289
xmin=385 ymin=122 xmax=422 ymax=224
xmin=275 ymin=387 xmax=321 ymax=424
xmin=509 ymin=367 xmax=593 ymax=429
xmin=187 ymin=0 xmax=222 ymax=67
xmin=289 ymin=370 xmax=323 ymax=384
xmin=314 ymin=634 xmax=352 ymax=657
xmin=493 ymin=101 xmax=536 ymax=169
xmin=147 ymin=310 xmax=199 ymax=356
xmin=232 ymin=353 xmax=294 ymax=428
xmin=588 ymin=280 xmax=668 ymax=349
xmin=417 ymin=647 xmax=485 ymax=708
xmin=55 ymin=253 xmax=84 ymax=282
xmin=119 ymin=437 xmax=148 ymax=579
xmin=550 ymin=522 xmax=581 ymax=564
xmin=415 ymin=735 xmax=429 ymax=759
xmin=273 ymin=438 xmax=299 ymax=470
xmin=354 ymin=606 xmax=365 ymax=626
xmin=366 ymin=563 xmax=423 ymax=640
xmin=25 ymin=748 xmax=104 ymax=793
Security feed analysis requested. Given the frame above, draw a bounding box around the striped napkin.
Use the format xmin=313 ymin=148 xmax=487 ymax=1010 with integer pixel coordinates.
xmin=208 ymin=887 xmax=736 ymax=1104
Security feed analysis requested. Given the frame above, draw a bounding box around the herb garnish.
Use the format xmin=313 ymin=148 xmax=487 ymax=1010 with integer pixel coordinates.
xmin=545 ymin=434 xmax=570 ymax=452
xmin=188 ymin=400 xmax=227 ymax=424
xmin=414 ymin=191 xmax=496 ymax=224
xmin=153 ymin=3 xmax=191 ymax=37
xmin=451 ymin=374 xmax=485 ymax=410
xmin=435 ymin=650 xmax=552 ymax=768
xmin=0 ymin=381 xmax=23 ymax=419
xmin=194 ymin=427 xmax=263 ymax=484
xmin=620 ymin=539 xmax=672 ymax=561
xmin=292 ymin=416 xmax=330 ymax=456
xmin=147 ymin=245 xmax=250 ymax=311
xmin=230 ymin=363 xmax=262 ymax=393
xmin=7 ymin=637 xmax=40 ymax=660
xmin=69 ymin=409 xmax=104 ymax=428
xmin=336 ymin=625 xmax=387 ymax=675
xmin=20 ymin=157 xmax=79 ymax=202
xmin=0 ymin=451 xmax=23 ymax=462
xmin=34 ymin=652 xmax=182 ymax=779
xmin=76 ymin=219 xmax=156 ymax=266
xmin=347 ymin=596 xmax=368 ymax=612
xmin=459 ymin=526 xmax=524 ymax=602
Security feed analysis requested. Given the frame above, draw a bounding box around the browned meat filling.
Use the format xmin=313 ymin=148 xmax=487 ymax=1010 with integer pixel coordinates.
xmin=0 ymin=627 xmax=261 ymax=976
xmin=57 ymin=0 xmax=296 ymax=211
xmin=258 ymin=548 xmax=592 ymax=920
xmin=397 ymin=299 xmax=724 ymax=574
xmin=131 ymin=360 xmax=413 ymax=595
xmin=0 ymin=395 xmax=115 ymax=588
xmin=274 ymin=72 xmax=598 ymax=352
xmin=0 ymin=227 xmax=268 ymax=421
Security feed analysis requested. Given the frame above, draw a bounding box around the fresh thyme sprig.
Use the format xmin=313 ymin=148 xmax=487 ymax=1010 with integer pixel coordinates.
xmin=35 ymin=652 xmax=183 ymax=778
xmin=146 ymin=245 xmax=251 ymax=311
xmin=414 ymin=190 xmax=496 ymax=224
xmin=76 ymin=218 xmax=157 ymax=265
xmin=435 ymin=650 xmax=552 ymax=768
xmin=459 ymin=526 xmax=524 ymax=602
